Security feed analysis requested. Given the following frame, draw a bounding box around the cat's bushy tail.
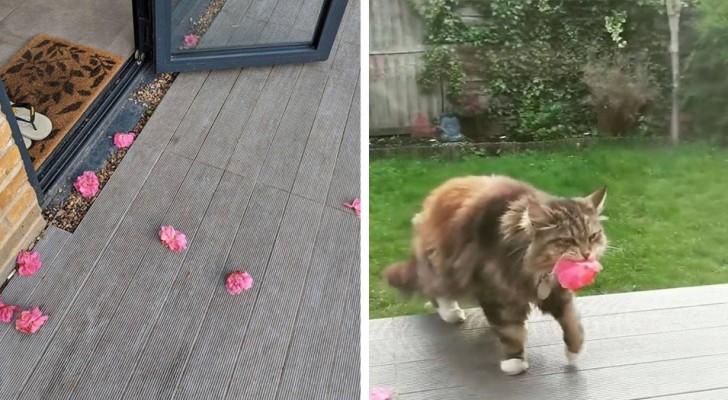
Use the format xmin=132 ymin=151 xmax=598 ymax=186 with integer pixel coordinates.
xmin=384 ymin=259 xmax=418 ymax=294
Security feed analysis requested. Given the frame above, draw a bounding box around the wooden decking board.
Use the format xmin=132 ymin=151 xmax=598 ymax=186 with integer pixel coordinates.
xmin=370 ymin=303 xmax=728 ymax=367
xmin=369 ymin=284 xmax=728 ymax=341
xmin=370 ymin=285 xmax=728 ymax=399
xmin=122 ymin=171 xmax=256 ymax=399
xmin=66 ymin=163 xmax=225 ymax=399
xmin=226 ymin=195 xmax=324 ymax=399
xmin=168 ymin=69 xmax=242 ymax=160
xmin=246 ymin=0 xmax=280 ymax=21
xmin=0 ymin=227 xmax=71 ymax=342
xmin=194 ymin=66 xmax=272 ymax=169
xmin=324 ymin=217 xmax=361 ymax=399
xmin=17 ymin=156 xmax=208 ymax=400
xmin=134 ymin=71 xmax=210 ymax=151
xmin=276 ymin=207 xmax=359 ymax=399
xmin=197 ymin=0 xmax=255 ymax=48
xmin=270 ymin=0 xmax=304 ymax=29
xmin=257 ymin=67 xmax=329 ymax=191
xmin=226 ymin=64 xmax=302 ymax=178
xmin=654 ymin=389 xmax=728 ymax=399
xmin=0 ymin=152 xmax=192 ymax=396
xmin=173 ymin=183 xmax=288 ymax=399
xmin=326 ymin=82 xmax=360 ymax=210
xmin=227 ymin=15 xmax=267 ymax=46
xmin=292 ymin=67 xmax=358 ymax=203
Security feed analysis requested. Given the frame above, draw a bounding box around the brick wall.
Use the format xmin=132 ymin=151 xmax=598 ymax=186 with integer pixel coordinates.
xmin=0 ymin=111 xmax=46 ymax=278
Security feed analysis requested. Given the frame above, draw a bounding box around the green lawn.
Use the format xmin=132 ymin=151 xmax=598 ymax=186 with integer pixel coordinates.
xmin=369 ymin=143 xmax=728 ymax=319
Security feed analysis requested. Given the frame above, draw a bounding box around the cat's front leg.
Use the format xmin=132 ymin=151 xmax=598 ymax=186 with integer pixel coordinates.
xmin=479 ymin=299 xmax=530 ymax=375
xmin=539 ymin=290 xmax=584 ymax=363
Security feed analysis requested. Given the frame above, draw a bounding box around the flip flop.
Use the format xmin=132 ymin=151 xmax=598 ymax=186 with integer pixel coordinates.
xmin=11 ymin=102 xmax=52 ymax=141
xmin=23 ymin=136 xmax=32 ymax=149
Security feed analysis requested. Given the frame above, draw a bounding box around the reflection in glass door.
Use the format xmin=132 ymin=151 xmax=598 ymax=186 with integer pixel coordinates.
xmin=158 ymin=0 xmax=347 ymax=72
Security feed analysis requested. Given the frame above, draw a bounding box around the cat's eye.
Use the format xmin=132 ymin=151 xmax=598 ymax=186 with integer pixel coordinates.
xmin=556 ymin=237 xmax=578 ymax=246
xmin=588 ymin=232 xmax=602 ymax=242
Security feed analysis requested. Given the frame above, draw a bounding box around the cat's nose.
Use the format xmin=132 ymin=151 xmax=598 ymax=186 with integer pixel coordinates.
xmin=581 ymin=251 xmax=591 ymax=260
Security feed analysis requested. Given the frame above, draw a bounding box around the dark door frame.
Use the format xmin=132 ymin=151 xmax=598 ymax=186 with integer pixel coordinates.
xmin=153 ymin=0 xmax=349 ymax=73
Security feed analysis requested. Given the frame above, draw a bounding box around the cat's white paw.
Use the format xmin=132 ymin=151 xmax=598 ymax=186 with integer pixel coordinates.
xmin=437 ymin=306 xmax=466 ymax=324
xmin=500 ymin=358 xmax=529 ymax=375
xmin=565 ymin=349 xmax=579 ymax=364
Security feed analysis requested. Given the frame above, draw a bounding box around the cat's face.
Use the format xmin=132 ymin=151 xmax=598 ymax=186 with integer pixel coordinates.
xmin=528 ymin=187 xmax=608 ymax=264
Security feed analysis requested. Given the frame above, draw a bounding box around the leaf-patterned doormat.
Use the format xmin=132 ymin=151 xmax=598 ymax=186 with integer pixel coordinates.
xmin=0 ymin=35 xmax=124 ymax=169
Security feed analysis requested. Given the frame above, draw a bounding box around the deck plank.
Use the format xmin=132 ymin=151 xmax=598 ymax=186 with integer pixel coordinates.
xmin=225 ymin=194 xmax=324 ymax=399
xmin=168 ymin=69 xmax=242 ymax=160
xmin=194 ymin=66 xmax=271 ymax=169
xmin=0 ymin=152 xmax=191 ymax=396
xmin=325 ymin=225 xmax=361 ymax=400
xmin=326 ymin=82 xmax=360 ymax=210
xmin=276 ymin=207 xmax=360 ymax=399
xmin=226 ymin=64 xmax=302 ymax=178
xmin=256 ymin=67 xmax=329 ymax=191
xmin=172 ymin=183 xmax=288 ymax=400
xmin=0 ymin=226 xmax=71 ymax=341
xmin=66 ymin=163 xmax=227 ymax=399
xmin=122 ymin=171 xmax=256 ymax=399
xmin=292 ymin=67 xmax=358 ymax=202
xmin=17 ymin=156 xmax=213 ymax=400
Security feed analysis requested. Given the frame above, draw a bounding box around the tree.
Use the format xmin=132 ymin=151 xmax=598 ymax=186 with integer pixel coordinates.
xmin=665 ymin=0 xmax=683 ymax=144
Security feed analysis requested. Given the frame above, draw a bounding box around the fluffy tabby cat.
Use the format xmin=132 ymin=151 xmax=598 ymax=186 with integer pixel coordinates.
xmin=385 ymin=175 xmax=607 ymax=375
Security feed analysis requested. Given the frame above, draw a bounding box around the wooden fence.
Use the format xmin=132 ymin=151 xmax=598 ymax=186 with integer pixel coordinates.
xmin=369 ymin=0 xmax=443 ymax=136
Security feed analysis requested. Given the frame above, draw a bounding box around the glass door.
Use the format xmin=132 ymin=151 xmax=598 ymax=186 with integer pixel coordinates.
xmin=152 ymin=0 xmax=348 ymax=72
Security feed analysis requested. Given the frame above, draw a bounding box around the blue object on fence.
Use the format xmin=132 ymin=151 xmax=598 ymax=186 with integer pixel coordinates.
xmin=438 ymin=115 xmax=465 ymax=142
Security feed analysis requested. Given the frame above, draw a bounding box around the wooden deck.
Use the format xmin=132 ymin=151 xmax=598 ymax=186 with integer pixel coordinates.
xmin=370 ymin=284 xmax=728 ymax=400
xmin=0 ymin=0 xmax=359 ymax=397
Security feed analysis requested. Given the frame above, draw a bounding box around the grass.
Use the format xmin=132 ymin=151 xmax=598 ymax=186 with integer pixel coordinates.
xmin=369 ymin=143 xmax=728 ymax=319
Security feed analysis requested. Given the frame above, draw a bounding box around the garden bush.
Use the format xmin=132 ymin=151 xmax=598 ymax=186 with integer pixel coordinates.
xmin=410 ymin=0 xmax=693 ymax=141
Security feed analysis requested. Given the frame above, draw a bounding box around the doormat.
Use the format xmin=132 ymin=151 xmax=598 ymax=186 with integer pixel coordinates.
xmin=0 ymin=35 xmax=124 ymax=169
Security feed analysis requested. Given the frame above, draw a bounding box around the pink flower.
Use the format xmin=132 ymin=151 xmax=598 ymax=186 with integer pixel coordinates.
xmin=226 ymin=271 xmax=253 ymax=295
xmin=15 ymin=307 xmax=48 ymax=334
xmin=113 ymin=132 xmax=136 ymax=148
xmin=370 ymin=387 xmax=394 ymax=400
xmin=343 ymin=198 xmax=361 ymax=217
xmin=74 ymin=171 xmax=100 ymax=198
xmin=183 ymin=34 xmax=198 ymax=48
xmin=159 ymin=225 xmax=187 ymax=252
xmin=554 ymin=258 xmax=602 ymax=291
xmin=16 ymin=250 xmax=41 ymax=276
xmin=0 ymin=301 xmax=20 ymax=323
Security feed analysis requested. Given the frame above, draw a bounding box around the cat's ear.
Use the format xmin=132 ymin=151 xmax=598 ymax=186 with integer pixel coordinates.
xmin=585 ymin=186 xmax=607 ymax=214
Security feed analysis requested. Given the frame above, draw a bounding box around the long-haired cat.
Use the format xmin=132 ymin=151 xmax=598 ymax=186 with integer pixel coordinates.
xmin=385 ymin=175 xmax=607 ymax=375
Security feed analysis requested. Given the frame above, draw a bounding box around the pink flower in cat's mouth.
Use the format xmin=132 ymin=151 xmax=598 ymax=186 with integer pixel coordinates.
xmin=74 ymin=171 xmax=100 ymax=198
xmin=159 ymin=225 xmax=187 ymax=252
xmin=15 ymin=307 xmax=48 ymax=334
xmin=0 ymin=301 xmax=20 ymax=323
xmin=370 ymin=387 xmax=395 ymax=400
xmin=226 ymin=271 xmax=253 ymax=295
xmin=183 ymin=34 xmax=198 ymax=48
xmin=113 ymin=132 xmax=136 ymax=148
xmin=343 ymin=198 xmax=361 ymax=217
xmin=16 ymin=250 xmax=41 ymax=276
xmin=554 ymin=258 xmax=602 ymax=291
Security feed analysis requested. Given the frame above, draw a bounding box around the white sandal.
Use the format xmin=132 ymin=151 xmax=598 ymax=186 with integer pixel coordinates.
xmin=11 ymin=102 xmax=52 ymax=141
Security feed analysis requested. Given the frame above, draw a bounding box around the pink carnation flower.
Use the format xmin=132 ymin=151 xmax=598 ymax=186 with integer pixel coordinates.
xmin=16 ymin=250 xmax=41 ymax=276
xmin=15 ymin=307 xmax=48 ymax=334
xmin=226 ymin=271 xmax=253 ymax=295
xmin=183 ymin=34 xmax=198 ymax=48
xmin=554 ymin=258 xmax=602 ymax=291
xmin=74 ymin=171 xmax=100 ymax=198
xmin=159 ymin=225 xmax=187 ymax=253
xmin=343 ymin=198 xmax=361 ymax=218
xmin=113 ymin=132 xmax=136 ymax=148
xmin=370 ymin=387 xmax=394 ymax=400
xmin=0 ymin=301 xmax=20 ymax=323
